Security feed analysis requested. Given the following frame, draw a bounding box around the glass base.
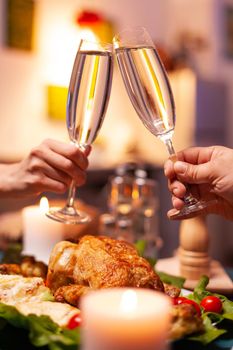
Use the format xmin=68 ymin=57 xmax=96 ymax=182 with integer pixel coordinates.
xmin=46 ymin=206 xmax=91 ymax=225
xmin=169 ymin=199 xmax=218 ymax=220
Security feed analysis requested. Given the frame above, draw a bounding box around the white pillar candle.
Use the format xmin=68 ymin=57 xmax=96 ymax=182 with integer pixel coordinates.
xmin=81 ymin=288 xmax=171 ymax=350
xmin=22 ymin=197 xmax=63 ymax=264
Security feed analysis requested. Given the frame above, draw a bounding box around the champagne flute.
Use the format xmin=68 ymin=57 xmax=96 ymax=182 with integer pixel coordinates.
xmin=113 ymin=27 xmax=216 ymax=219
xmin=46 ymin=39 xmax=113 ymax=224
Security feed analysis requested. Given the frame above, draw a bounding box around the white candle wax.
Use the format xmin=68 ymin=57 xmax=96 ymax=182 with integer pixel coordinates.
xmin=22 ymin=197 xmax=63 ymax=264
xmin=81 ymin=288 xmax=171 ymax=350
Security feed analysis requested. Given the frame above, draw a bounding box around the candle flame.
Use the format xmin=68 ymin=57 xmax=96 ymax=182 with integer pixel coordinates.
xmin=39 ymin=197 xmax=49 ymax=214
xmin=119 ymin=289 xmax=138 ymax=314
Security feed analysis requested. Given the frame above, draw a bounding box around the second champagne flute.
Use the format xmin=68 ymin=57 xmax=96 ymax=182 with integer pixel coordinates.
xmin=47 ymin=39 xmax=113 ymax=224
xmin=113 ymin=27 xmax=216 ymax=219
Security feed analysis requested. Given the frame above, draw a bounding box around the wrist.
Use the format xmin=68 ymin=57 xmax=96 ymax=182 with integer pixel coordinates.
xmin=0 ymin=163 xmax=22 ymax=198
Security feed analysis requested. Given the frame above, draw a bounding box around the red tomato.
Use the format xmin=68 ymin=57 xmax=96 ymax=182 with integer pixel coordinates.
xmin=200 ymin=296 xmax=222 ymax=313
xmin=67 ymin=314 xmax=82 ymax=329
xmin=173 ymin=296 xmax=201 ymax=316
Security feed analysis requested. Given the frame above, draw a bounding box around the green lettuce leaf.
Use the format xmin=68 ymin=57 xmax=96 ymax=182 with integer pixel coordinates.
xmin=156 ymin=271 xmax=186 ymax=288
xmin=189 ymin=313 xmax=226 ymax=345
xmin=186 ymin=275 xmax=233 ymax=344
xmin=134 ymin=239 xmax=147 ymax=257
xmin=0 ymin=303 xmax=80 ymax=350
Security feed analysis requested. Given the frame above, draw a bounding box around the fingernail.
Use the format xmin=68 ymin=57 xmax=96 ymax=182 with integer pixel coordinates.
xmin=174 ymin=161 xmax=187 ymax=174
xmin=173 ymin=188 xmax=179 ymax=195
xmin=168 ymin=209 xmax=180 ymax=220
xmin=164 ymin=160 xmax=172 ymax=176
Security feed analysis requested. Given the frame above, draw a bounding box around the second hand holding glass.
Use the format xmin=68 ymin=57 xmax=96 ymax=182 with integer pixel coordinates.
xmin=47 ymin=39 xmax=113 ymax=224
xmin=113 ymin=27 xmax=216 ymax=219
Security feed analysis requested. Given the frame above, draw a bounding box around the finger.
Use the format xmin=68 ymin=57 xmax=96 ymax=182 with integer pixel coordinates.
xmin=84 ymin=145 xmax=92 ymax=157
xmin=169 ymin=180 xmax=186 ymax=198
xmin=32 ymin=159 xmax=71 ymax=186
xmin=173 ymin=161 xmax=212 ymax=184
xmin=43 ymin=159 xmax=86 ymax=187
xmin=167 ymin=208 xmax=198 ymax=220
xmin=32 ymin=176 xmax=68 ymax=194
xmin=42 ymin=139 xmax=89 ymax=170
xmin=164 ymin=159 xmax=175 ymax=178
xmin=172 ymin=195 xmax=184 ymax=210
xmin=32 ymin=147 xmax=86 ymax=183
xmin=37 ymin=165 xmax=86 ymax=189
xmin=176 ymin=146 xmax=215 ymax=165
xmin=74 ymin=170 xmax=87 ymax=187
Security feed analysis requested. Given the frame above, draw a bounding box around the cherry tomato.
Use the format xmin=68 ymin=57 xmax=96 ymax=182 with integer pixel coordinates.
xmin=200 ymin=296 xmax=222 ymax=313
xmin=67 ymin=313 xmax=82 ymax=329
xmin=173 ymin=296 xmax=201 ymax=316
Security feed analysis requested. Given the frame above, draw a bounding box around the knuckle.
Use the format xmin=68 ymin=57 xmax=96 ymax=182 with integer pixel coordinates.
xmin=42 ymin=138 xmax=52 ymax=147
xmin=25 ymin=174 xmax=43 ymax=188
xmin=68 ymin=145 xmax=88 ymax=168
xmin=182 ymin=164 xmax=191 ymax=178
xmin=55 ymin=183 xmax=67 ymax=193
xmin=69 ymin=144 xmax=79 ymax=157
xmin=30 ymin=142 xmax=48 ymax=160
xmin=63 ymin=159 xmax=75 ymax=173
xmin=28 ymin=158 xmax=42 ymax=172
xmin=189 ymin=166 xmax=198 ymax=181
xmin=30 ymin=146 xmax=42 ymax=158
xmin=34 ymin=173 xmax=46 ymax=186
xmin=61 ymin=175 xmax=72 ymax=186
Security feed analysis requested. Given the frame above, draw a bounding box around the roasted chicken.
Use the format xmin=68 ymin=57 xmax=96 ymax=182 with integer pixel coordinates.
xmin=170 ymin=303 xmax=204 ymax=340
xmin=0 ymin=256 xmax=47 ymax=279
xmin=46 ymin=235 xmax=164 ymax=306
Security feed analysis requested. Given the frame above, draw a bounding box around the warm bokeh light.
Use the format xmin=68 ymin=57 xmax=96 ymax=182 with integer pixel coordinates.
xmin=42 ymin=24 xmax=97 ymax=86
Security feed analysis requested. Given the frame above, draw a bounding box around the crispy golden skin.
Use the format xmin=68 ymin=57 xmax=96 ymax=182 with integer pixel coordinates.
xmin=0 ymin=264 xmax=21 ymax=275
xmin=46 ymin=235 xmax=164 ymax=306
xmin=20 ymin=257 xmax=48 ymax=279
xmin=0 ymin=257 xmax=47 ymax=279
xmin=164 ymin=283 xmax=181 ymax=298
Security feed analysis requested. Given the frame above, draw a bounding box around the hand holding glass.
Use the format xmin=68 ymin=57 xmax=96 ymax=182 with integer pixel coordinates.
xmin=113 ymin=27 xmax=216 ymax=219
xmin=47 ymin=40 xmax=113 ymax=224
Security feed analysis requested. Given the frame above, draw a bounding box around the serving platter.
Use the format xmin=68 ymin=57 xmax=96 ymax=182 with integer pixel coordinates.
xmin=0 ymin=236 xmax=232 ymax=350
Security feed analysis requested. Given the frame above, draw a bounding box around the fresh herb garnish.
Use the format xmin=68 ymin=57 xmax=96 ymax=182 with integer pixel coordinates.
xmin=184 ymin=275 xmax=233 ymax=344
xmin=0 ymin=303 xmax=80 ymax=350
xmin=156 ymin=271 xmax=186 ymax=289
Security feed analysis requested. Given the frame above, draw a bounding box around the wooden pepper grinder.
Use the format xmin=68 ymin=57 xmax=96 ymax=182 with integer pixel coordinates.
xmin=178 ymin=215 xmax=211 ymax=280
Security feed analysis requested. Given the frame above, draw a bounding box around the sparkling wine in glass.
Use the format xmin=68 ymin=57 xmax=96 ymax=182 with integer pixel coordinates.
xmin=47 ymin=39 xmax=113 ymax=224
xmin=113 ymin=27 xmax=216 ymax=219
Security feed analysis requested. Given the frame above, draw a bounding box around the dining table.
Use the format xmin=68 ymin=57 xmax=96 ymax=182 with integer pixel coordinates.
xmin=0 ymin=209 xmax=232 ymax=350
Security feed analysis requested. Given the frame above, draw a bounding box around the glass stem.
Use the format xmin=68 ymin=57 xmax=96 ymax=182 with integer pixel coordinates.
xmin=66 ymin=180 xmax=76 ymax=208
xmin=164 ymin=138 xmax=176 ymax=159
xmin=65 ymin=142 xmax=86 ymax=209
xmin=164 ymin=139 xmax=198 ymax=206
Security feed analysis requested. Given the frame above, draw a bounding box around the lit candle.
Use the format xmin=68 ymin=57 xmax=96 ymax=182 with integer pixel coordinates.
xmin=81 ymin=288 xmax=171 ymax=350
xmin=22 ymin=197 xmax=63 ymax=264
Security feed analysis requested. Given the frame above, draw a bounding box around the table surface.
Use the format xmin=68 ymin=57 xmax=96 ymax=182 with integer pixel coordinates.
xmin=0 ymin=246 xmax=232 ymax=350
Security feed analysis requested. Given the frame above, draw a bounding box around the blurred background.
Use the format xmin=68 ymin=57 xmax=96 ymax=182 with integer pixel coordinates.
xmin=0 ymin=0 xmax=232 ymax=266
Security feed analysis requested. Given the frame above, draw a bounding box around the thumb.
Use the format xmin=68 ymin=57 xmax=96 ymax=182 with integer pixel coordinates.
xmin=174 ymin=161 xmax=211 ymax=184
